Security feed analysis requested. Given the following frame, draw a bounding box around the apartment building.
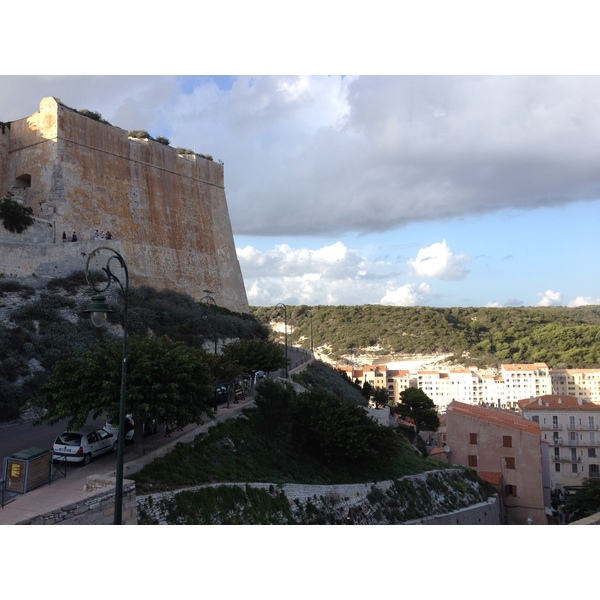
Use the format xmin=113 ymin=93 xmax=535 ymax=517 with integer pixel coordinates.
xmin=518 ymin=394 xmax=600 ymax=491
xmin=411 ymin=363 xmax=553 ymax=412
xmin=338 ymin=365 xmax=411 ymax=403
xmin=441 ymin=401 xmax=548 ymax=525
xmin=501 ymin=363 xmax=552 ymax=407
xmin=417 ymin=368 xmax=482 ymax=413
xmin=550 ymin=369 xmax=600 ymax=402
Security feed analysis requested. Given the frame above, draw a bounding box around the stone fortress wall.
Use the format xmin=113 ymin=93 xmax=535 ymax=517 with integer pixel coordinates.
xmin=0 ymin=97 xmax=249 ymax=313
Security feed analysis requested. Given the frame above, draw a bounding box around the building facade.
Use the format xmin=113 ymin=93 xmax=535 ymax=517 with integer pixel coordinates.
xmin=518 ymin=394 xmax=600 ymax=491
xmin=442 ymin=401 xmax=548 ymax=525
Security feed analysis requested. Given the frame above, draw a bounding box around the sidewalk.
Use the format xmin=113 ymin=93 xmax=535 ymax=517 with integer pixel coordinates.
xmin=0 ymin=397 xmax=254 ymax=525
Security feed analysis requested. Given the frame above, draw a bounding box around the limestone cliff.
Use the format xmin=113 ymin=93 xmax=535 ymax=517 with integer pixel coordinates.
xmin=0 ymin=97 xmax=249 ymax=313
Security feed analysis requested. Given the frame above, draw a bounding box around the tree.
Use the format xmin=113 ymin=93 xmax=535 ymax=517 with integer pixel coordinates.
xmin=35 ymin=335 xmax=214 ymax=454
xmin=220 ymin=338 xmax=289 ymax=375
xmin=565 ymin=478 xmax=600 ymax=521
xmin=361 ymin=380 xmax=373 ymax=401
xmin=393 ymin=387 xmax=440 ymax=435
xmin=0 ymin=191 xmax=34 ymax=233
xmin=372 ymin=386 xmax=389 ymax=409
xmin=293 ymin=389 xmax=397 ymax=464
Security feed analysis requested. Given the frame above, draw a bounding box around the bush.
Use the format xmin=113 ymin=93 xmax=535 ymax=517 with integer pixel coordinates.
xmin=0 ymin=191 xmax=34 ymax=233
xmin=128 ymin=130 xmax=153 ymax=140
xmin=156 ymin=135 xmax=170 ymax=146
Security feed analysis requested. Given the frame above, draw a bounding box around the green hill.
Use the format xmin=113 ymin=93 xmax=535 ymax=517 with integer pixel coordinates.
xmin=252 ymin=304 xmax=600 ymax=368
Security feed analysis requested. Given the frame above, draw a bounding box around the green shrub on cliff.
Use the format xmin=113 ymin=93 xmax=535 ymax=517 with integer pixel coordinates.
xmin=128 ymin=130 xmax=153 ymax=140
xmin=0 ymin=191 xmax=34 ymax=233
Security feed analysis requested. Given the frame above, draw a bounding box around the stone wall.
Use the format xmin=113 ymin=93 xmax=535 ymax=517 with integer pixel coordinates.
xmin=0 ymin=97 xmax=248 ymax=313
xmin=137 ymin=477 xmax=502 ymax=525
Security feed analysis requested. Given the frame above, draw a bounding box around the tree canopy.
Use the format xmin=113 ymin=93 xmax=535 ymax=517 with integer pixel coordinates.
xmin=393 ymin=387 xmax=440 ymax=435
xmin=565 ymin=478 xmax=600 ymax=521
xmin=220 ymin=338 xmax=289 ymax=375
xmin=35 ymin=335 xmax=214 ymax=452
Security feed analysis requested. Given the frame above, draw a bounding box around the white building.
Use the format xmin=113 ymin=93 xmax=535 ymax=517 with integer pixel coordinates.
xmin=501 ymin=363 xmax=552 ymax=408
xmin=518 ymin=394 xmax=600 ymax=491
xmin=550 ymin=369 xmax=600 ymax=402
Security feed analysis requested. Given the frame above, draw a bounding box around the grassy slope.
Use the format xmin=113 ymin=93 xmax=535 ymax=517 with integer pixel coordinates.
xmin=133 ymin=362 xmax=442 ymax=495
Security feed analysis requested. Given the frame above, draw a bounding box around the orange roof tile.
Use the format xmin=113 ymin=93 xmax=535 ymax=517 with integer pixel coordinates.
xmin=502 ymin=363 xmax=548 ymax=371
xmin=478 ymin=471 xmax=502 ymax=486
xmin=447 ymin=401 xmax=541 ymax=435
xmin=430 ymin=447 xmax=447 ymax=455
xmin=518 ymin=394 xmax=600 ymax=412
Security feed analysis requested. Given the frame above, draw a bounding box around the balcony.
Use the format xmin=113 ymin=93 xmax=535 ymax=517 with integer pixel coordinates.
xmin=540 ymin=424 xmax=562 ymax=431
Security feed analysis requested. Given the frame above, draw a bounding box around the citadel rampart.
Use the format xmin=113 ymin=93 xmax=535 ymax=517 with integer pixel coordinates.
xmin=0 ymin=97 xmax=249 ymax=313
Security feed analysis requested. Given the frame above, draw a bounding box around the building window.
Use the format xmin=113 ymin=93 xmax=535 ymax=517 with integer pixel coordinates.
xmin=590 ymin=416 xmax=595 ymax=428
xmin=553 ymin=416 xmax=559 ymax=428
xmin=555 ymin=463 xmax=561 ymax=473
xmin=554 ymin=448 xmax=560 ymax=460
xmin=505 ymin=485 xmax=517 ymax=497
xmin=572 ymin=463 xmax=579 ymax=474
xmin=531 ymin=415 xmax=539 ymax=423
xmin=468 ymin=455 xmax=478 ymax=467
xmin=469 ymin=433 xmax=478 ymax=444
xmin=505 ymin=457 xmax=516 ymax=469
xmin=589 ymin=464 xmax=599 ymax=478
xmin=569 ymin=416 xmax=576 ymax=428
xmin=589 ymin=448 xmax=597 ymax=458
xmin=503 ymin=435 xmax=512 ymax=448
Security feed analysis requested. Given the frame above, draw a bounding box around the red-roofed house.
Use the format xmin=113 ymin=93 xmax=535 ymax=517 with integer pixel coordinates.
xmin=440 ymin=401 xmax=549 ymax=524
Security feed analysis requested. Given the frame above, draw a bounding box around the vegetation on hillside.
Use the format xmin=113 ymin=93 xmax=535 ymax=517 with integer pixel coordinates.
xmin=133 ymin=377 xmax=442 ymax=495
xmin=252 ymin=304 xmax=600 ymax=368
xmin=0 ymin=275 xmax=267 ymax=422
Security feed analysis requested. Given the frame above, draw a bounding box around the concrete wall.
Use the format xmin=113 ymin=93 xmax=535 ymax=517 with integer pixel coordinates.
xmin=0 ymin=97 xmax=248 ymax=313
xmin=14 ymin=476 xmax=138 ymax=525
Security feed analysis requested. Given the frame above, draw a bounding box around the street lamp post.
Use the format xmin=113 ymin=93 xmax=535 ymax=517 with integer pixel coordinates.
xmin=306 ymin=309 xmax=313 ymax=354
xmin=83 ymin=247 xmax=129 ymax=525
xmin=201 ymin=292 xmax=218 ymax=410
xmin=275 ymin=303 xmax=288 ymax=378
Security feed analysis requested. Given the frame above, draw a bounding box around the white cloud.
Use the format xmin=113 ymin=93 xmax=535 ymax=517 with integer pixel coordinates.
xmin=381 ymin=283 xmax=433 ymax=306
xmin=239 ymin=241 xmax=418 ymax=305
xmin=408 ymin=240 xmax=470 ymax=280
xmin=567 ymin=296 xmax=600 ymax=307
xmin=537 ymin=289 xmax=563 ymax=306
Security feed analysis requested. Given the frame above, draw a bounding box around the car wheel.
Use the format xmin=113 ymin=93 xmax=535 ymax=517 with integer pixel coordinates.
xmin=82 ymin=453 xmax=92 ymax=466
xmin=112 ymin=441 xmax=118 ymax=452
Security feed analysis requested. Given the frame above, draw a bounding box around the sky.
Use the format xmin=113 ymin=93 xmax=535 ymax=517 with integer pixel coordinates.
xmin=2 ymin=1 xmax=595 ymax=582
xmin=2 ymin=7 xmax=600 ymax=311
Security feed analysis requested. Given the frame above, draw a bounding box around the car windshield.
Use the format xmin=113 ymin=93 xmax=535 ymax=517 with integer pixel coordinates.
xmin=56 ymin=433 xmax=83 ymax=446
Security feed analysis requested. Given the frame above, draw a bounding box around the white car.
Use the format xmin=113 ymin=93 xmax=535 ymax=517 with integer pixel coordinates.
xmin=52 ymin=427 xmax=117 ymax=466
xmin=104 ymin=414 xmax=158 ymax=442
xmin=104 ymin=415 xmax=135 ymax=442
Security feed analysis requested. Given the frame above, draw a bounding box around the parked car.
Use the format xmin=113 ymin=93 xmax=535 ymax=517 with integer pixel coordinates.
xmin=52 ymin=427 xmax=117 ymax=466
xmin=104 ymin=414 xmax=135 ymax=441
xmin=104 ymin=414 xmax=158 ymax=442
